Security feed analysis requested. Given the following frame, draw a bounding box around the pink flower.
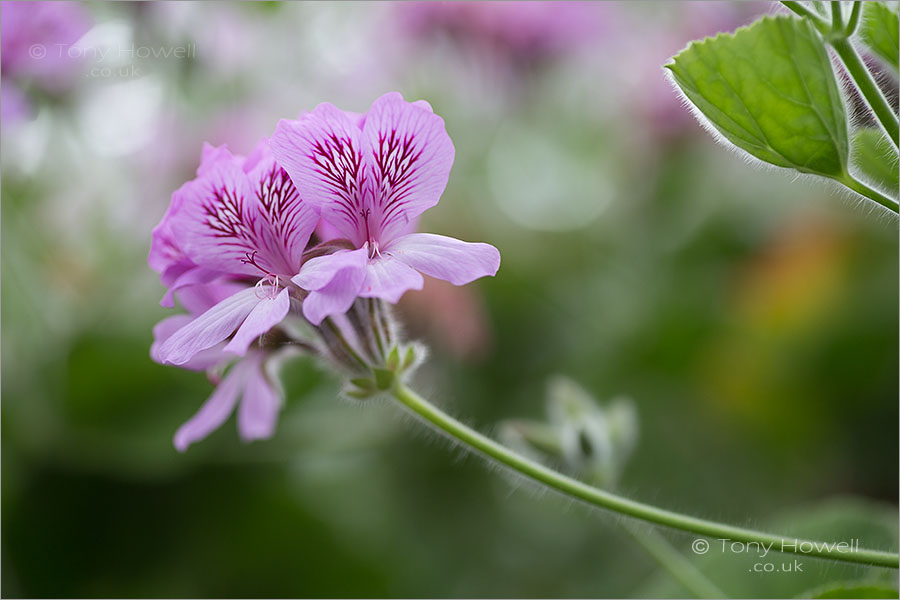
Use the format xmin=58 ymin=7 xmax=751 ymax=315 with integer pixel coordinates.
xmin=151 ymin=139 xmax=318 ymax=366
xmin=270 ymin=92 xmax=500 ymax=325
xmin=151 ymin=282 xmax=282 ymax=452
xmin=397 ymin=2 xmax=603 ymax=66
xmin=0 ymin=0 xmax=91 ymax=124
xmin=1 ymin=1 xmax=91 ymax=95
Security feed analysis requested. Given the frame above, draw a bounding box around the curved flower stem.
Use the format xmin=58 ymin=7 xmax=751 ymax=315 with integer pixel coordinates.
xmin=840 ymin=173 xmax=900 ymax=213
xmin=830 ymin=37 xmax=900 ymax=149
xmin=390 ymin=381 xmax=900 ymax=569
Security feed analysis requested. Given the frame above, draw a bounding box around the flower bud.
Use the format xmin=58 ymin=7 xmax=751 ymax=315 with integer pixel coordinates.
xmin=499 ymin=376 xmax=640 ymax=488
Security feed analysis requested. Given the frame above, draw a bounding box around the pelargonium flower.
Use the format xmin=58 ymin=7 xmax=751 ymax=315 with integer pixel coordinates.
xmin=270 ymin=92 xmax=500 ymax=324
xmin=151 ymin=139 xmax=317 ymax=366
xmin=151 ymin=281 xmax=283 ymax=451
xmin=1 ymin=0 xmax=92 ymax=124
xmin=397 ymin=2 xmax=603 ymax=66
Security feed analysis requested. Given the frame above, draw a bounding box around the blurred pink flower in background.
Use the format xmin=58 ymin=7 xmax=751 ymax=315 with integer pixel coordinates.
xmin=1 ymin=83 xmax=29 ymax=123
xmin=397 ymin=1 xmax=608 ymax=67
xmin=145 ymin=1 xmax=257 ymax=74
xmin=606 ymin=1 xmax=765 ymax=139
xmin=399 ymin=277 xmax=494 ymax=362
xmin=1 ymin=0 xmax=91 ymax=122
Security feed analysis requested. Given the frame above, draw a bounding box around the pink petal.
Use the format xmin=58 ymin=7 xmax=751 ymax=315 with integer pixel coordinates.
xmin=176 ymin=280 xmax=249 ymax=315
xmin=237 ymin=354 xmax=282 ymax=442
xmin=223 ymin=288 xmax=291 ymax=356
xmin=148 ymin=210 xmax=187 ymax=276
xmin=241 ymin=138 xmax=269 ymax=173
xmin=359 ymin=256 xmax=424 ymax=304
xmin=151 ymin=315 xmax=226 ymax=372
xmin=292 ymin=247 xmax=368 ymax=290
xmin=160 ymin=266 xmax=221 ymax=308
xmin=362 ymin=92 xmax=455 ymax=243
xmin=245 ymin=151 xmax=318 ymax=274
xmin=198 ymin=142 xmax=242 ymax=175
xmin=270 ymin=105 xmax=369 ymax=244
xmin=159 ymin=263 xmax=193 ymax=308
xmin=292 ymin=248 xmax=368 ymax=325
xmin=173 ymin=361 xmax=246 ymax=452
xmin=173 ymin=159 xmax=261 ymax=277
xmin=156 ymin=287 xmax=261 ymax=366
xmin=387 ymin=233 xmax=501 ymax=285
xmin=174 ymin=143 xmax=317 ymax=278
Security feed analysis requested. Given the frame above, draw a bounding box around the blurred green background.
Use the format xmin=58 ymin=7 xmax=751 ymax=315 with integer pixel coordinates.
xmin=2 ymin=2 xmax=897 ymax=598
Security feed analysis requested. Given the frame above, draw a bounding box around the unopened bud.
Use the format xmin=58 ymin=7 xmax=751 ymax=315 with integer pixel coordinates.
xmin=501 ymin=375 xmax=641 ymax=488
xmin=498 ymin=420 xmax=564 ymax=461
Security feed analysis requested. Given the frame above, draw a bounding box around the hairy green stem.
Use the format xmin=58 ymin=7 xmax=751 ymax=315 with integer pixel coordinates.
xmin=376 ymin=300 xmax=393 ymax=347
xmin=840 ymin=173 xmax=900 ymax=212
xmin=368 ymin=299 xmax=387 ymax=360
xmin=830 ymin=1 xmax=843 ymax=31
xmin=390 ymin=381 xmax=899 ymax=568
xmin=830 ymin=37 xmax=900 ymax=149
xmin=844 ymin=1 xmax=861 ymax=36
xmin=781 ymin=1 xmax=828 ymax=25
xmin=322 ymin=318 xmax=368 ymax=370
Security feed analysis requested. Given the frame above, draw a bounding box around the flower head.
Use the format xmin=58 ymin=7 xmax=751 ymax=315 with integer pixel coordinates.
xmin=152 ymin=93 xmax=500 ymax=451
xmin=271 ymin=92 xmax=500 ymax=324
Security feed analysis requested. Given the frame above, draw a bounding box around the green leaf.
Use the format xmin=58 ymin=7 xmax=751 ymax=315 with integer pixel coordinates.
xmin=861 ymin=2 xmax=899 ymax=72
xmin=852 ymin=128 xmax=899 ymax=194
xmin=373 ymin=368 xmax=394 ymax=390
xmin=386 ymin=346 xmax=400 ymax=371
xmin=802 ymin=581 xmax=899 ymax=599
xmin=349 ymin=377 xmax=375 ymax=391
xmin=402 ymin=346 xmax=416 ymax=370
xmin=666 ymin=16 xmax=849 ymax=178
xmin=344 ymin=387 xmax=373 ymax=400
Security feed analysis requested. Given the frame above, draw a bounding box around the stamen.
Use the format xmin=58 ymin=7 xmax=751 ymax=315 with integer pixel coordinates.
xmin=365 ymin=240 xmax=381 ymax=260
xmin=254 ymin=274 xmax=281 ymax=300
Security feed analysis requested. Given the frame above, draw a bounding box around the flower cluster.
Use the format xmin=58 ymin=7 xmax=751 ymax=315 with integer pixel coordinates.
xmin=150 ymin=92 xmax=500 ymax=451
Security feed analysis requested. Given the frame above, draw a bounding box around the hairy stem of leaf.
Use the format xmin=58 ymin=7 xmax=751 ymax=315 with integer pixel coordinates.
xmin=830 ymin=38 xmax=900 ymax=149
xmin=781 ymin=1 xmax=828 ymax=25
xmin=830 ymin=1 xmax=843 ymax=31
xmin=840 ymin=173 xmax=900 ymax=212
xmin=844 ymin=1 xmax=861 ymax=36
